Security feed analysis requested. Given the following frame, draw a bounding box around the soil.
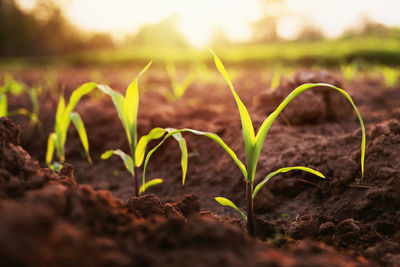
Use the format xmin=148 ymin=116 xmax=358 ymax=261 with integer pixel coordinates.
xmin=2 ymin=65 xmax=400 ymax=266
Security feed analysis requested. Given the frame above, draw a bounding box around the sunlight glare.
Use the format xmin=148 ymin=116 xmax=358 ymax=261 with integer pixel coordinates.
xmin=64 ymin=0 xmax=262 ymax=46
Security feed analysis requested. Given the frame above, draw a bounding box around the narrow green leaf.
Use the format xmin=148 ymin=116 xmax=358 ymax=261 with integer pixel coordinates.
xmin=166 ymin=62 xmax=178 ymax=91
xmin=46 ymin=133 xmax=57 ymax=167
xmin=7 ymin=108 xmax=39 ymax=128
xmin=54 ymin=95 xmax=65 ymax=159
xmin=70 ymin=112 xmax=92 ymax=164
xmin=135 ymin=127 xmax=166 ymax=167
xmin=64 ymin=82 xmax=97 ymax=118
xmin=254 ymin=83 xmax=366 ymax=181
xmin=253 ymin=166 xmax=325 ymax=199
xmin=168 ymin=129 xmax=188 ymax=185
xmin=98 ymin=84 xmax=133 ymax=150
xmin=28 ymin=87 xmax=40 ymax=116
xmin=101 ymin=150 xmax=114 ymax=160
xmin=142 ymin=128 xmax=247 ymax=190
xmin=101 ymin=149 xmax=134 ymax=177
xmin=215 ymin=197 xmax=247 ymax=220
xmin=125 ymin=62 xmax=151 ymax=151
xmin=139 ymin=178 xmax=163 ymax=195
xmin=0 ymin=95 xmax=8 ymax=117
xmin=210 ymin=49 xmax=255 ymax=182
xmin=269 ymin=71 xmax=281 ymax=92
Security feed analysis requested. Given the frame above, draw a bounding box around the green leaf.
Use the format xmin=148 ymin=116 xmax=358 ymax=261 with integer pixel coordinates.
xmin=215 ymin=197 xmax=247 ymax=220
xmin=61 ymin=82 xmax=96 ymax=154
xmin=101 ymin=150 xmax=114 ymax=160
xmin=166 ymin=62 xmax=194 ymax=99
xmin=254 ymin=83 xmax=366 ymax=181
xmin=168 ymin=129 xmax=188 ymax=185
xmin=0 ymin=95 xmax=8 ymax=117
xmin=142 ymin=128 xmax=247 ymax=190
xmin=139 ymin=178 xmax=163 ymax=195
xmin=70 ymin=112 xmax=92 ymax=164
xmin=166 ymin=62 xmax=178 ymax=91
xmin=210 ymin=49 xmax=255 ymax=182
xmin=141 ymin=128 xmax=189 ymax=192
xmin=29 ymin=87 xmax=40 ymax=116
xmin=7 ymin=108 xmax=39 ymax=128
xmin=64 ymin=82 xmax=97 ymax=119
xmin=125 ymin=61 xmax=152 ymax=151
xmin=253 ymin=166 xmax=325 ymax=199
xmin=101 ymin=149 xmax=134 ymax=176
xmin=46 ymin=133 xmax=57 ymax=167
xmin=98 ymin=84 xmax=133 ymax=151
xmin=54 ymin=95 xmax=65 ymax=160
xmin=135 ymin=127 xmax=166 ymax=167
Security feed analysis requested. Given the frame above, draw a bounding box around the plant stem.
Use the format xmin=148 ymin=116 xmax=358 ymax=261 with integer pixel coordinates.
xmin=246 ymin=181 xmax=254 ymax=236
xmin=134 ymin=167 xmax=139 ymax=197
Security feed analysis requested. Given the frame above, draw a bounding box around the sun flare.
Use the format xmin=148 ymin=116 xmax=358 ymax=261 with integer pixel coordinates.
xmin=17 ymin=0 xmax=400 ymax=46
xmin=62 ymin=0 xmax=262 ymax=46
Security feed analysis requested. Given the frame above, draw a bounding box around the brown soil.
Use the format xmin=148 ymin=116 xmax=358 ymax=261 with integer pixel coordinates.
xmin=2 ymin=66 xmax=400 ymax=266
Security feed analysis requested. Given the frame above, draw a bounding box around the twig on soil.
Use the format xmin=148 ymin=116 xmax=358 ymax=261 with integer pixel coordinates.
xmin=297 ymin=178 xmax=324 ymax=189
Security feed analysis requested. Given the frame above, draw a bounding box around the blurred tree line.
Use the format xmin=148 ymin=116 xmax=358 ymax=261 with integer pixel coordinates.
xmin=0 ymin=0 xmax=114 ymax=57
xmin=1 ymin=0 xmax=399 ymax=58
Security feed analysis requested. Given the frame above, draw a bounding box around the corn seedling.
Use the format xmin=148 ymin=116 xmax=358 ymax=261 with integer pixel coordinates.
xmin=165 ymin=62 xmax=195 ymax=101
xmin=269 ymin=71 xmax=281 ymax=92
xmin=340 ymin=62 xmax=359 ymax=82
xmin=27 ymin=86 xmax=42 ymax=128
xmin=194 ymin=61 xmax=213 ymax=83
xmin=46 ymin=82 xmax=96 ymax=169
xmin=0 ymin=75 xmax=40 ymax=127
xmin=377 ymin=65 xmax=399 ymax=87
xmin=98 ymin=62 xmax=188 ymax=196
xmin=0 ymin=73 xmax=26 ymax=96
xmin=142 ymin=50 xmax=366 ymax=236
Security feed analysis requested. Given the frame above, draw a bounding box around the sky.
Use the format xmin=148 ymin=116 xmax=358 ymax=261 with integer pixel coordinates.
xmin=18 ymin=0 xmax=400 ymax=46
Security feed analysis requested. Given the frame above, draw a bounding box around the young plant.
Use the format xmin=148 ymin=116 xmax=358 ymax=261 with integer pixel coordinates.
xmin=98 ymin=63 xmax=188 ymax=196
xmin=142 ymin=50 xmax=366 ymax=236
xmin=165 ymin=62 xmax=195 ymax=101
xmin=340 ymin=62 xmax=359 ymax=82
xmin=0 ymin=94 xmax=7 ymax=117
xmin=46 ymin=82 xmax=96 ymax=169
xmin=0 ymin=73 xmax=26 ymax=96
xmin=269 ymin=70 xmax=281 ymax=92
xmin=377 ymin=65 xmax=399 ymax=87
xmin=0 ymin=75 xmax=40 ymax=127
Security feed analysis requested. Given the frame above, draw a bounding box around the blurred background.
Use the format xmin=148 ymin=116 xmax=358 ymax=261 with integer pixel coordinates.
xmin=1 ymin=0 xmax=400 ymax=66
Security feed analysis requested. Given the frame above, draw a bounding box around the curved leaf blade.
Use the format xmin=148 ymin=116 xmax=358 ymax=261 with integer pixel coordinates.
xmin=46 ymin=133 xmax=57 ymax=167
xmin=252 ymin=166 xmax=325 ymax=199
xmin=70 ymin=112 xmax=92 ymax=164
xmin=139 ymin=178 xmax=163 ymax=195
xmin=210 ymin=49 xmax=255 ymax=177
xmin=7 ymin=108 xmax=39 ymax=127
xmin=135 ymin=127 xmax=166 ymax=167
xmin=98 ymin=84 xmax=132 ymax=148
xmin=169 ymin=130 xmax=188 ymax=185
xmin=215 ymin=197 xmax=247 ymax=220
xmin=64 ymin=82 xmax=97 ymax=118
xmin=125 ymin=61 xmax=152 ymax=149
xmin=142 ymin=128 xmax=247 ymax=190
xmin=254 ymin=83 xmax=366 ymax=180
xmin=101 ymin=150 xmax=114 ymax=160
xmin=101 ymin=149 xmax=134 ymax=176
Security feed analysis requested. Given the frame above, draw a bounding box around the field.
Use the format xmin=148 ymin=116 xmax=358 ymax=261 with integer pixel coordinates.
xmin=1 ymin=57 xmax=400 ymax=266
